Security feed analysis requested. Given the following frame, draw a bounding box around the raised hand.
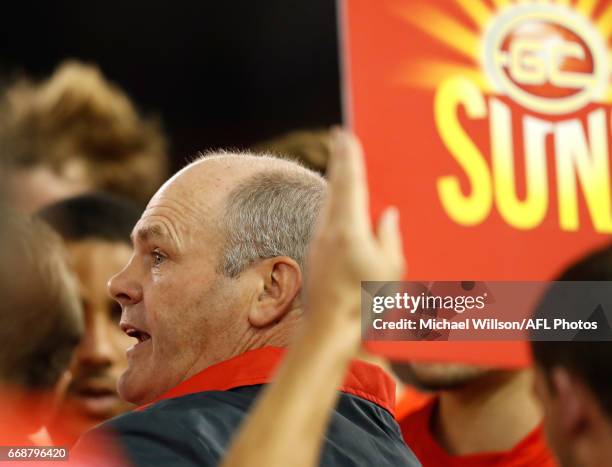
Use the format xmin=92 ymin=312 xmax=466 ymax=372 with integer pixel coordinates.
xmin=304 ymin=128 xmax=405 ymax=352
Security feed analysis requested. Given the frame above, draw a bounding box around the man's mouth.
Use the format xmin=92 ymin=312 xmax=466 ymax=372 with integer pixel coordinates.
xmin=121 ymin=323 xmax=151 ymax=343
xmin=121 ymin=323 xmax=152 ymax=355
xmin=125 ymin=327 xmax=151 ymax=343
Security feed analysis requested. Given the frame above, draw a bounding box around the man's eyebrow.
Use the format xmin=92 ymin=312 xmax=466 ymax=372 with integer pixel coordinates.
xmin=131 ymin=224 xmax=173 ymax=246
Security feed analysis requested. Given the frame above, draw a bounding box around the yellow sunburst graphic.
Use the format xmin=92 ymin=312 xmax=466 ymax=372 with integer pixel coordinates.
xmin=391 ymin=0 xmax=612 ymax=106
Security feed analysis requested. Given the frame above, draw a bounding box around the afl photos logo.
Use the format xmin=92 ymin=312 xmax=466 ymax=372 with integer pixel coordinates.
xmin=483 ymin=4 xmax=609 ymax=115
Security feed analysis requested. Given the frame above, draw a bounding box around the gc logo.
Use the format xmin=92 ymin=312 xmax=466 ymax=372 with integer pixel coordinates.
xmin=483 ymin=4 xmax=609 ymax=115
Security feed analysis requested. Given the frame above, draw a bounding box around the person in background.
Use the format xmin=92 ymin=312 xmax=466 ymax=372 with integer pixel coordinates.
xmin=0 ymin=60 xmax=168 ymax=212
xmin=0 ymin=206 xmax=83 ymax=444
xmin=38 ymin=194 xmax=141 ymax=447
xmin=390 ymin=362 xmax=556 ymax=466
xmin=532 ymin=244 xmax=612 ymax=467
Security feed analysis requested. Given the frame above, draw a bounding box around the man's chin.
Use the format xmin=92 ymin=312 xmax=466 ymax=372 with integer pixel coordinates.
xmin=117 ymin=370 xmax=149 ymax=406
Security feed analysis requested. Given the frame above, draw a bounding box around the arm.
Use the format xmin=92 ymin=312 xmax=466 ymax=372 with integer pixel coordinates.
xmin=221 ymin=129 xmax=405 ymax=467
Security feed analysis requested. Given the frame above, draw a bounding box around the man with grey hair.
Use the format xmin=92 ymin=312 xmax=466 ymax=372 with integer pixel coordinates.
xmin=74 ymin=131 xmax=419 ymax=467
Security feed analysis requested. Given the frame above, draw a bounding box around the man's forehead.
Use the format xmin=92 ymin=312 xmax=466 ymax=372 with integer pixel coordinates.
xmin=138 ymin=159 xmax=247 ymax=233
xmin=133 ymin=192 xmax=219 ymax=250
xmin=149 ymin=160 xmax=241 ymax=214
xmin=135 ymin=154 xmax=300 ymax=244
xmin=131 ymin=210 xmax=185 ymax=248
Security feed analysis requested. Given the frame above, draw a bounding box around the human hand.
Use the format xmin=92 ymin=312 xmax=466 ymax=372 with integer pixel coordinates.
xmin=304 ymin=128 xmax=405 ymax=350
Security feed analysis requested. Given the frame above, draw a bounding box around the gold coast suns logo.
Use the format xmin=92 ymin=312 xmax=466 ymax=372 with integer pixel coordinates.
xmin=394 ymin=1 xmax=612 ymax=233
xmin=483 ymin=4 xmax=609 ymax=115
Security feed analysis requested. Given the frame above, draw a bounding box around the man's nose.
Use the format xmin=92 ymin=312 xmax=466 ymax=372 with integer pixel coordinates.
xmin=78 ymin=313 xmax=116 ymax=368
xmin=107 ymin=257 xmax=142 ymax=306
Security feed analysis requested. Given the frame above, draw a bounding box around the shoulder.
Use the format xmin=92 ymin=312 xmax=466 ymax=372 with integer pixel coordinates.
xmin=76 ymin=414 xmax=212 ymax=467
xmin=76 ymin=389 xmax=258 ymax=467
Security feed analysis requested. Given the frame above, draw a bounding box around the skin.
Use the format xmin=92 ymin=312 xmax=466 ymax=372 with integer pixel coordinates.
xmin=534 ymin=366 xmax=612 ymax=467
xmin=393 ymin=362 xmax=542 ymax=455
xmin=48 ymin=240 xmax=134 ymax=445
xmin=108 ymin=156 xmax=308 ymax=405
xmin=5 ymin=164 xmax=91 ymax=213
xmin=221 ymin=129 xmax=405 ymax=467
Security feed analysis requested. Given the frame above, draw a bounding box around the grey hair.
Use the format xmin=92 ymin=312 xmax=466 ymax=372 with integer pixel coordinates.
xmin=215 ymin=157 xmax=327 ymax=278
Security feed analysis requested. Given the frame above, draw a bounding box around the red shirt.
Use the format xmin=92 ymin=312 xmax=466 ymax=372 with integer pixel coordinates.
xmin=399 ymin=397 xmax=558 ymax=467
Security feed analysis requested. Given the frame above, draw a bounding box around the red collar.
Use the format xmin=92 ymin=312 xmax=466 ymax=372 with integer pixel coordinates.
xmin=140 ymin=346 xmax=396 ymax=415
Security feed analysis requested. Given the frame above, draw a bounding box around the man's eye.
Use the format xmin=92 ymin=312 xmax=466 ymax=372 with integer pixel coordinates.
xmin=151 ymin=250 xmax=166 ymax=266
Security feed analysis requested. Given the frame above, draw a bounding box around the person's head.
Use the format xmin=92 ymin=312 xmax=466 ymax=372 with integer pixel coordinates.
xmin=108 ymin=153 xmax=326 ymax=405
xmin=0 ymin=206 xmax=82 ymax=432
xmin=531 ymin=244 xmax=612 ymax=467
xmin=0 ymin=60 xmax=168 ymax=212
xmin=38 ymin=194 xmax=141 ymax=440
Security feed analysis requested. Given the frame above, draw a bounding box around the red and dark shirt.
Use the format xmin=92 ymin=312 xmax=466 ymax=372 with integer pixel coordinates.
xmin=75 ymin=347 xmax=420 ymax=467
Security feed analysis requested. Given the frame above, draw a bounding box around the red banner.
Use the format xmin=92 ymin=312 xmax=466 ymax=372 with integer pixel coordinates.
xmin=340 ymin=0 xmax=612 ymax=365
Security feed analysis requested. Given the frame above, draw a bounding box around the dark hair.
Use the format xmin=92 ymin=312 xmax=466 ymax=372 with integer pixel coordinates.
xmin=38 ymin=193 xmax=141 ymax=244
xmin=531 ymin=244 xmax=612 ymax=418
xmin=0 ymin=206 xmax=83 ymax=389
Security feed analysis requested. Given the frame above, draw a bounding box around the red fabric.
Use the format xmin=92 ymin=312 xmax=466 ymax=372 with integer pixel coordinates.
xmin=0 ymin=388 xmax=127 ymax=466
xmin=139 ymin=346 xmax=397 ymax=415
xmin=394 ymin=387 xmax=431 ymax=421
xmin=0 ymin=388 xmax=49 ymax=445
xmin=366 ymin=341 xmax=532 ymax=368
xmin=399 ymin=397 xmax=558 ymax=467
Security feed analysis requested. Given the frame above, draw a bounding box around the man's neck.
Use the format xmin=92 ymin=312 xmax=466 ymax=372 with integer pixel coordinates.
xmin=183 ymin=308 xmax=302 ymax=387
xmin=238 ymin=308 xmax=302 ymax=353
xmin=432 ymin=369 xmax=541 ymax=456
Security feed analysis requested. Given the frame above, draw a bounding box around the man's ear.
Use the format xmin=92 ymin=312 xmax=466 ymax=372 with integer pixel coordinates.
xmin=551 ymin=367 xmax=587 ymax=439
xmin=248 ymin=256 xmax=302 ymax=328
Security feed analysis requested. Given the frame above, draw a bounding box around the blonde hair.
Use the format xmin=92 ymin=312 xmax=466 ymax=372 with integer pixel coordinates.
xmin=0 ymin=61 xmax=168 ymax=205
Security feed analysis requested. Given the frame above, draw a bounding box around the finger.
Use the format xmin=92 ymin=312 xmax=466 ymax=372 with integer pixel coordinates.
xmin=325 ymin=127 xmax=371 ymax=231
xmin=376 ymin=207 xmax=405 ymax=278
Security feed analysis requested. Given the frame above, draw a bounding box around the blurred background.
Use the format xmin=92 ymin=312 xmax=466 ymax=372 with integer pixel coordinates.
xmin=0 ymin=0 xmax=341 ymax=173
